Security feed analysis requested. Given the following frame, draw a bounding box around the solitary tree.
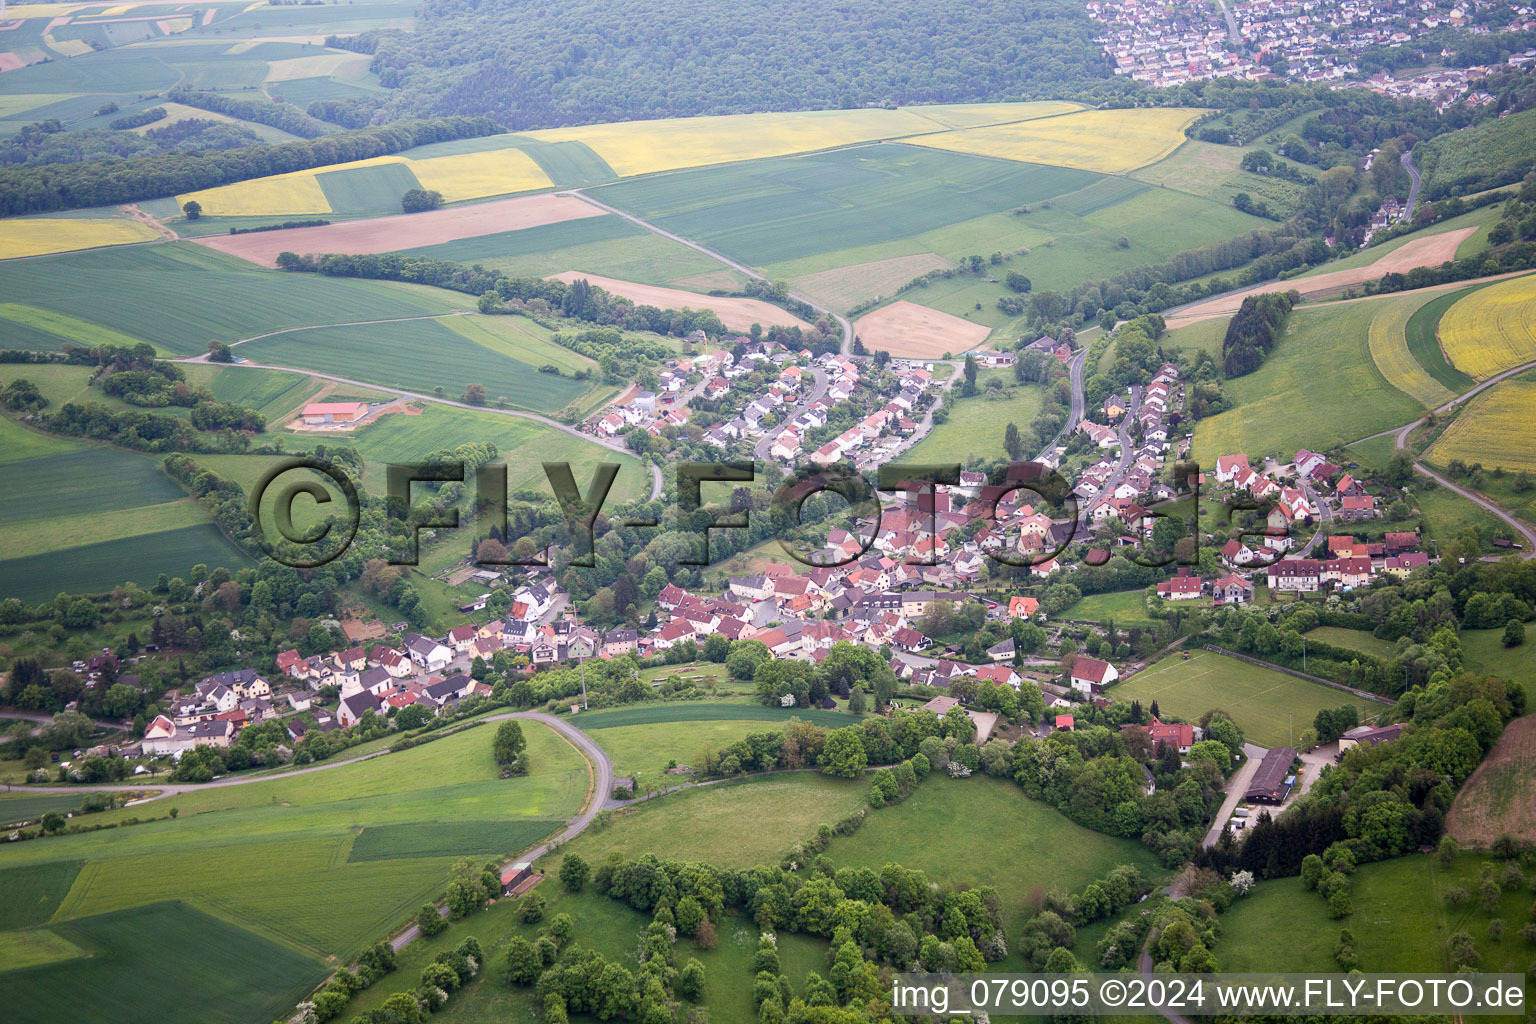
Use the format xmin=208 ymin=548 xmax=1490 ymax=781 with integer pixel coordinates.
xmin=493 ymin=720 xmax=527 ymax=773
xmin=401 ymin=188 xmax=444 ymax=213
xmin=182 ymin=200 xmax=201 ymax=220
xmin=559 ymin=853 xmax=590 ymax=892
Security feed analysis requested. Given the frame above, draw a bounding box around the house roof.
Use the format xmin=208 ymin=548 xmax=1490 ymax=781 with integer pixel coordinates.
xmin=1071 ymin=657 xmax=1115 ymax=684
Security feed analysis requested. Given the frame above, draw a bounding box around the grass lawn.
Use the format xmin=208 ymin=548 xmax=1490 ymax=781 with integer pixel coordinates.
xmin=1105 ymin=649 xmax=1384 ymax=749
xmin=573 ymin=703 xmax=858 ymax=731
xmin=828 ymin=774 xmax=1164 ymax=938
xmin=1060 ymin=588 xmax=1157 ymax=628
xmin=1461 ymin=627 xmax=1536 ymax=706
xmin=907 ymin=382 xmax=1043 ymax=464
xmin=1220 ymin=852 xmax=1536 ymax=994
xmin=1193 ymin=300 xmax=1423 ymax=463
xmin=593 ymin=719 xmax=794 ymax=789
xmin=558 ymin=773 xmax=869 ymax=869
xmin=1303 ymin=626 xmax=1398 ymax=659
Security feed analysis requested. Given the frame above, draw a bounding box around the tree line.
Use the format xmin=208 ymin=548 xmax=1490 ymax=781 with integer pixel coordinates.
xmin=0 ymin=116 xmax=500 ymax=216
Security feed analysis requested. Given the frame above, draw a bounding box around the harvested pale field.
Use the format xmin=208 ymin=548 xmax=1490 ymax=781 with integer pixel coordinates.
xmin=179 ymin=150 xmax=554 ymax=217
xmin=528 ymin=107 xmax=958 ymax=177
xmin=194 ymin=194 xmax=603 ymax=267
xmin=788 ymin=252 xmax=951 ymax=313
xmin=0 ymin=53 xmax=28 ymax=71
xmin=1427 ymin=380 xmax=1536 ymax=473
xmin=264 ymin=52 xmax=369 ymax=82
xmin=1446 ymin=714 xmax=1536 ymax=846
xmin=127 ymin=100 xmax=246 ymax=134
xmin=853 ymin=299 xmax=991 ymax=358
xmin=1439 ymin=272 xmax=1536 ymax=379
xmin=0 ymin=218 xmax=160 ymax=260
xmin=907 ymin=107 xmax=1204 ymax=174
xmin=1164 ymin=227 xmax=1477 ymax=325
xmin=1365 ymin=291 xmax=1457 ymax=407
xmin=546 ymin=271 xmax=809 ymax=331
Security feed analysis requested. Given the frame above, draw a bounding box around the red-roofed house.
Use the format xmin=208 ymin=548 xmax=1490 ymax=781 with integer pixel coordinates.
xmin=1008 ymin=595 xmax=1040 ymax=618
xmin=1069 ymin=657 xmax=1118 ymax=695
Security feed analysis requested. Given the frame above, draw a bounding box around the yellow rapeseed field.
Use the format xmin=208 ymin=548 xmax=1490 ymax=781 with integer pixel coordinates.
xmin=898 ymin=100 xmax=1083 ymax=129
xmin=1428 ymin=381 xmax=1536 ymax=473
xmin=906 ymin=107 xmax=1206 ymax=174
xmin=179 ymin=168 xmax=334 ymax=216
xmin=405 ymin=150 xmax=553 ymax=202
xmin=178 ymin=149 xmax=553 ymax=216
xmin=1440 ymin=274 xmax=1536 ymax=379
xmin=528 ymin=108 xmax=948 ymax=177
xmin=0 ymin=218 xmax=161 ymax=260
xmin=1367 ymin=292 xmax=1456 ymax=408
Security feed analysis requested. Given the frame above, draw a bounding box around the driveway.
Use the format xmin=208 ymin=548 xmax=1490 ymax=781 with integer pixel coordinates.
xmin=1202 ymin=741 xmax=1268 ymax=847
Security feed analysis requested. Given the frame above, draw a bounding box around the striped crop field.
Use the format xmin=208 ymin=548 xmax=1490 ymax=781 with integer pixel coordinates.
xmin=1427 ymin=380 xmax=1536 ymax=473
xmin=178 ymin=149 xmax=553 ymax=216
xmin=1366 ymin=291 xmax=1458 ymax=407
xmin=906 ymin=107 xmax=1205 ymax=174
xmin=1439 ymin=273 xmax=1536 ymax=379
xmin=525 ymin=103 xmax=1079 ymax=177
xmin=0 ymin=218 xmax=160 ymax=260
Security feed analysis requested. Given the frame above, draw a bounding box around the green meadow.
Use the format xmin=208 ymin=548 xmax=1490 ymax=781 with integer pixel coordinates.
xmin=238 ymin=314 xmax=600 ymax=417
xmin=1193 ymin=300 xmax=1423 ymax=462
xmin=0 ymin=722 xmax=588 ymax=1018
xmin=0 ymin=244 xmax=469 ymax=357
xmin=1106 ymin=649 xmax=1383 ymax=749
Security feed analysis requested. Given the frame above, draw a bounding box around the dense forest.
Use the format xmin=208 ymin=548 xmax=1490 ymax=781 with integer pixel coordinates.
xmin=367 ymin=0 xmax=1118 ymax=126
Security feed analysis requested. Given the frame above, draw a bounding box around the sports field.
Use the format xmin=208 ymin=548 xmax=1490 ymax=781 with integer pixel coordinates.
xmin=1192 ymin=301 xmax=1423 ymax=462
xmin=546 ymin=272 xmax=809 ymax=332
xmin=525 ymin=103 xmax=1080 ymax=177
xmin=1438 ymin=272 xmax=1536 ymax=379
xmin=1105 ymin=649 xmax=1383 ymax=749
xmin=852 ymin=299 xmax=990 ymax=357
xmin=908 ymin=107 xmax=1205 ymax=174
xmin=1426 ymin=380 xmax=1536 ymax=473
xmin=0 ymin=217 xmax=160 ymax=260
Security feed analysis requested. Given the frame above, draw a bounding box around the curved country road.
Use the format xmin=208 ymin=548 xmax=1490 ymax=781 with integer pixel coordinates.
xmin=387 ymin=711 xmax=612 ymax=950
xmin=566 ymin=189 xmax=856 ymax=355
xmin=11 ymin=711 xmax=614 ymax=956
xmin=173 ymin=356 xmax=665 ymax=502
xmin=1346 ymin=355 xmax=1536 ymax=559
